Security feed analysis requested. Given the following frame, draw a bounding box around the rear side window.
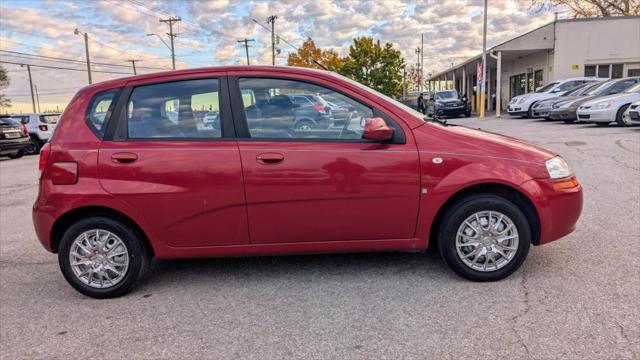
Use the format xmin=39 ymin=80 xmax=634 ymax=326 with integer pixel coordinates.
xmin=40 ymin=114 xmax=60 ymax=124
xmin=127 ymin=78 xmax=221 ymax=139
xmin=87 ymin=90 xmax=119 ymax=138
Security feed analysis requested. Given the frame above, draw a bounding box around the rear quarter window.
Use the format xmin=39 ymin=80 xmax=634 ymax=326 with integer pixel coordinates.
xmin=86 ymin=89 xmax=120 ymax=138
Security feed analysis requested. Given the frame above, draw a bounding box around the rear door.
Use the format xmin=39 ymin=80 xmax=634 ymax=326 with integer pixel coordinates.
xmin=97 ymin=73 xmax=249 ymax=248
xmin=229 ymin=74 xmax=421 ymax=244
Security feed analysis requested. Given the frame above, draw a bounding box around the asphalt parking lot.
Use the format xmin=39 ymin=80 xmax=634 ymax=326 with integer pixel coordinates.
xmin=1 ymin=116 xmax=638 ymax=359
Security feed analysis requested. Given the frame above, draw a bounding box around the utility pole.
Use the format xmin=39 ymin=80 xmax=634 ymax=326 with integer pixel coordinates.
xmin=128 ymin=60 xmax=139 ymax=75
xmin=22 ymin=64 xmax=36 ymax=113
xmin=421 ymin=33 xmax=424 ymax=92
xmin=415 ymin=47 xmax=421 ymax=91
xmin=35 ymin=84 xmax=41 ymax=113
xmin=237 ymin=38 xmax=255 ymax=65
xmin=267 ymin=15 xmax=278 ymax=66
xmin=159 ymin=17 xmax=181 ymax=70
xmin=480 ymin=0 xmax=488 ymax=119
xmin=74 ymin=28 xmax=92 ymax=84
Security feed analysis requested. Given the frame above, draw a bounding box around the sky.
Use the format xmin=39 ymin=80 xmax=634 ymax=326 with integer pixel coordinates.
xmin=0 ymin=0 xmax=561 ymax=113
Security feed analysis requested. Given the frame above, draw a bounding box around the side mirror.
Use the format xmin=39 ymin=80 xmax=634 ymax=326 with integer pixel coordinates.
xmin=462 ymin=97 xmax=467 ymax=102
xmin=363 ymin=117 xmax=393 ymax=141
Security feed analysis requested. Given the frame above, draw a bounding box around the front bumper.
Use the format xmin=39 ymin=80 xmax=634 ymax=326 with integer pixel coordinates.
xmin=507 ymin=104 xmax=528 ymax=116
xmin=532 ymin=106 xmax=552 ymax=118
xmin=436 ymin=106 xmax=468 ymax=117
xmin=548 ymin=109 xmax=577 ymax=121
xmin=576 ymin=108 xmax=617 ymax=123
xmin=623 ymin=109 xmax=640 ymax=125
xmin=521 ymin=177 xmax=583 ymax=245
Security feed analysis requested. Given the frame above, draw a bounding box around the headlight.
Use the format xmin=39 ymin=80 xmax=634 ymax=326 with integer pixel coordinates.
xmin=592 ymin=102 xmax=612 ymax=110
xmin=545 ymin=156 xmax=572 ymax=179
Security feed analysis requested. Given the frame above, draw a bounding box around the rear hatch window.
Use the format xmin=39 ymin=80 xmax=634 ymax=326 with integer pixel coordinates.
xmin=40 ymin=114 xmax=60 ymax=124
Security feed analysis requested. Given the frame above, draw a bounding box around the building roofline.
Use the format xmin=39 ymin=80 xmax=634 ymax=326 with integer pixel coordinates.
xmin=427 ymin=15 xmax=640 ymax=80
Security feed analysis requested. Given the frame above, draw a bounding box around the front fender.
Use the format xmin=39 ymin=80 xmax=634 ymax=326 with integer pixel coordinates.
xmin=414 ymin=156 xmax=538 ymax=249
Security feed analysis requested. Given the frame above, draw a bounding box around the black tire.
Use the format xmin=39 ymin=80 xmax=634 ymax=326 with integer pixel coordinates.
xmin=595 ymin=122 xmax=610 ymax=127
xmin=58 ymin=216 xmax=151 ymax=298
xmin=525 ymin=103 xmax=536 ymax=118
xmin=615 ymin=104 xmax=630 ymax=127
xmin=23 ymin=135 xmax=42 ymax=155
xmin=466 ymin=111 xmax=471 ymax=118
xmin=294 ymin=120 xmax=315 ymax=131
xmin=8 ymin=151 xmax=23 ymax=159
xmin=438 ymin=194 xmax=531 ymax=281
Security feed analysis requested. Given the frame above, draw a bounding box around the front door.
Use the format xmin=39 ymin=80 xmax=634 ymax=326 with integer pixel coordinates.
xmin=98 ymin=75 xmax=249 ymax=248
xmin=230 ymin=76 xmax=421 ymax=244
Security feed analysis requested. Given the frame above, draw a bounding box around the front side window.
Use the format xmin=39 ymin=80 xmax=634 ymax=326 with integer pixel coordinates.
xmin=238 ymin=78 xmax=374 ymax=140
xmin=127 ymin=78 xmax=221 ymax=139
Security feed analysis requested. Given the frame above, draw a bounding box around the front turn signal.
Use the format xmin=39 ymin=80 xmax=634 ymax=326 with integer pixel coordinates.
xmin=552 ymin=177 xmax=579 ymax=191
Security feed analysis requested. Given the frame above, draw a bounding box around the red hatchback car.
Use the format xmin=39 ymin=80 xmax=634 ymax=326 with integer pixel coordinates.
xmin=33 ymin=66 xmax=582 ymax=298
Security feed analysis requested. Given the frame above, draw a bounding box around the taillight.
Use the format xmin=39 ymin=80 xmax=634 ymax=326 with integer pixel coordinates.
xmin=313 ymin=105 xmax=326 ymax=112
xmin=39 ymin=125 xmax=48 ymax=131
xmin=22 ymin=124 xmax=29 ymax=136
xmin=39 ymin=143 xmax=51 ymax=178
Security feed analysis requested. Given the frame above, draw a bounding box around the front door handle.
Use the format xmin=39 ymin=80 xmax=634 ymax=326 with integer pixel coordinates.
xmin=111 ymin=152 xmax=138 ymax=164
xmin=256 ymin=152 xmax=284 ymax=165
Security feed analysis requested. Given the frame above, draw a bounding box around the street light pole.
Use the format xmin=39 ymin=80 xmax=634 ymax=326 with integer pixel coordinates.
xmin=74 ymin=28 xmax=92 ymax=84
xmin=480 ymin=0 xmax=488 ymax=119
xmin=23 ymin=64 xmax=36 ymax=113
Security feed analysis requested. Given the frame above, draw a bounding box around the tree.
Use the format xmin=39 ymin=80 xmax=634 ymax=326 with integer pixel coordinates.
xmin=405 ymin=64 xmax=424 ymax=92
xmin=0 ymin=66 xmax=11 ymax=110
xmin=338 ymin=37 xmax=405 ymax=97
xmin=287 ymin=37 xmax=343 ymax=72
xmin=531 ymin=0 xmax=640 ymax=17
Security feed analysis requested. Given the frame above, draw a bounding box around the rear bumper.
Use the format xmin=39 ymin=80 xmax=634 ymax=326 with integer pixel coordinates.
xmin=0 ymin=137 xmax=29 ymax=155
xmin=521 ymin=177 xmax=583 ymax=245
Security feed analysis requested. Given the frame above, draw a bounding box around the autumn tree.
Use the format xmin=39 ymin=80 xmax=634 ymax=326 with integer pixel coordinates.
xmin=0 ymin=66 xmax=11 ymax=110
xmin=405 ymin=64 xmax=425 ymax=91
xmin=287 ymin=37 xmax=343 ymax=71
xmin=338 ymin=37 xmax=405 ymax=97
xmin=531 ymin=0 xmax=639 ymax=17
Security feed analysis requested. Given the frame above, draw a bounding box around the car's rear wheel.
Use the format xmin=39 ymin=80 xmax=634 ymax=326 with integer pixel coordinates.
xmin=58 ymin=216 xmax=151 ymax=298
xmin=438 ymin=194 xmax=530 ymax=281
xmin=616 ymin=104 xmax=630 ymax=127
xmin=23 ymin=136 xmax=41 ymax=155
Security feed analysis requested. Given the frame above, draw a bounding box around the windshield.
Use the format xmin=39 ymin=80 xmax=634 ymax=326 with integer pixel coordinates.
xmin=536 ymin=82 xmax=559 ymax=93
xmin=40 ymin=114 xmax=60 ymax=124
xmin=435 ymin=90 xmax=459 ymax=100
xmin=588 ymin=81 xmax=617 ymax=95
xmin=331 ymin=72 xmax=426 ymax=121
xmin=624 ymin=83 xmax=640 ymax=94
xmin=565 ymin=82 xmax=595 ymax=96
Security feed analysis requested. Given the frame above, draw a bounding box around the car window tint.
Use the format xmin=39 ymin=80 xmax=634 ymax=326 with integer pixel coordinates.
xmin=87 ymin=90 xmax=118 ymax=137
xmin=127 ymin=78 xmax=222 ymax=139
xmin=238 ymin=78 xmax=374 ymax=140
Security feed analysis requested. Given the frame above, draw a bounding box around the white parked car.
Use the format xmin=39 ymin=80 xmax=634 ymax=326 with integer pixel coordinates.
xmin=10 ymin=113 xmax=60 ymax=155
xmin=622 ymin=100 xmax=640 ymax=125
xmin=576 ymin=83 xmax=640 ymax=126
xmin=508 ymin=77 xmax=604 ymax=118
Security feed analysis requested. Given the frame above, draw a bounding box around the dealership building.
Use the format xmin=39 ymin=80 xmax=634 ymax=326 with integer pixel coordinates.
xmin=426 ymin=16 xmax=640 ymax=113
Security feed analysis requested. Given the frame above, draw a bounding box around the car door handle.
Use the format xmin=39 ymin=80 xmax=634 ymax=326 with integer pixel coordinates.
xmin=256 ymin=153 xmax=284 ymax=165
xmin=111 ymin=152 xmax=138 ymax=164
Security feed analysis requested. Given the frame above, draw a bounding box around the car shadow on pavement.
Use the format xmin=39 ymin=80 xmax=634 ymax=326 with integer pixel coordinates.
xmin=139 ymin=250 xmax=458 ymax=293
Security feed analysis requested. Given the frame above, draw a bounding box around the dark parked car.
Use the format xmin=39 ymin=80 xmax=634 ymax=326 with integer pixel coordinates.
xmin=426 ymin=90 xmax=471 ymax=118
xmin=549 ymin=77 xmax=640 ymax=123
xmin=0 ymin=117 xmax=30 ymax=159
xmin=33 ymin=66 xmax=582 ymax=298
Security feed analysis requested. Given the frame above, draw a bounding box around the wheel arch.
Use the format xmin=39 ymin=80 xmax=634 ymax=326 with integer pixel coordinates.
xmin=50 ymin=206 xmax=155 ymax=256
xmin=428 ymin=182 xmax=541 ymax=247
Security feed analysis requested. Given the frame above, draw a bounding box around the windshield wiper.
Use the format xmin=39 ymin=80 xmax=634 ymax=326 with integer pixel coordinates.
xmin=424 ymin=115 xmax=448 ymax=126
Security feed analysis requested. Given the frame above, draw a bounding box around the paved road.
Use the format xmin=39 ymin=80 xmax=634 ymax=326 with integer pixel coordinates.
xmin=1 ymin=117 xmax=639 ymax=359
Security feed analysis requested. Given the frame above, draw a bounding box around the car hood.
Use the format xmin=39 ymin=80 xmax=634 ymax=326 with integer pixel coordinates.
xmin=583 ymin=92 xmax=640 ymax=105
xmin=414 ymin=123 xmax=556 ymax=163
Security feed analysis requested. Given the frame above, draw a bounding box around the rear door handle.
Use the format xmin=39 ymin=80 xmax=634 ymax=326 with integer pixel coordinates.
xmin=256 ymin=152 xmax=284 ymax=165
xmin=111 ymin=152 xmax=138 ymax=164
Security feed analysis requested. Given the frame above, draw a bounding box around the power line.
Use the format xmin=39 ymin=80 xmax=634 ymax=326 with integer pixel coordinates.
xmin=0 ymin=60 xmax=134 ymax=75
xmin=0 ymin=50 xmax=167 ymax=70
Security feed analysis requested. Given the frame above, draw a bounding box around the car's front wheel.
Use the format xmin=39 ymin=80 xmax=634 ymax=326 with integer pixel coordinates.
xmin=616 ymin=104 xmax=630 ymax=127
xmin=438 ymin=194 xmax=531 ymax=281
xmin=58 ymin=216 xmax=151 ymax=298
